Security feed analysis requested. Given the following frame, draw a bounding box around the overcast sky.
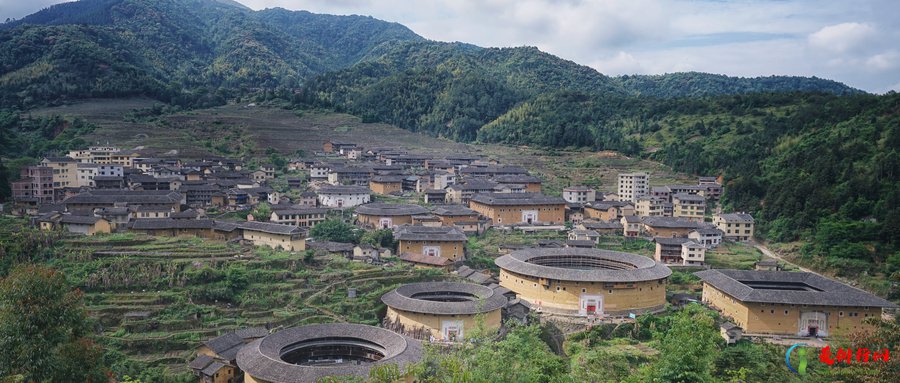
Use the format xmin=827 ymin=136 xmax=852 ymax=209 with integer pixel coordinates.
xmin=3 ymin=0 xmax=898 ymax=93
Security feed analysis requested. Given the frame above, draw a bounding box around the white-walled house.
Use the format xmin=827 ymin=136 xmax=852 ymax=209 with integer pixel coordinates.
xmin=316 ymin=185 xmax=371 ymax=208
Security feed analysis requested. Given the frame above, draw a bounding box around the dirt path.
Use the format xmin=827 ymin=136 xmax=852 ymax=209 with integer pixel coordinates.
xmin=750 ymin=240 xmax=819 ymax=275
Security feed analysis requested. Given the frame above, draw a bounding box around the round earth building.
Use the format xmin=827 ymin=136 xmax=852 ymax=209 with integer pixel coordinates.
xmin=495 ymin=248 xmax=671 ymax=317
xmin=236 ymin=323 xmax=422 ymax=383
xmin=381 ymin=282 xmax=507 ymax=341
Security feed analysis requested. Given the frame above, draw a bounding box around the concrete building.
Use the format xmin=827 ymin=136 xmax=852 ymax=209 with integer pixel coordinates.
xmin=696 ymin=269 xmax=898 ymax=337
xmin=689 ymin=228 xmax=723 ymax=248
xmin=496 ymin=248 xmax=671 ymax=317
xmin=634 ymin=195 xmax=668 ymax=217
xmin=41 ymin=157 xmax=79 ymax=191
xmin=672 ymin=193 xmax=706 ymax=221
xmin=562 ymin=186 xmax=596 ymax=203
xmin=715 ymin=213 xmax=755 ymax=241
xmin=617 ymin=172 xmax=649 ymax=203
xmin=653 ymin=237 xmax=705 ymax=266
xmin=11 ymin=166 xmax=54 ymax=204
xmin=469 ymin=193 xmax=566 ymax=225
xmin=381 ymin=282 xmax=506 ymax=342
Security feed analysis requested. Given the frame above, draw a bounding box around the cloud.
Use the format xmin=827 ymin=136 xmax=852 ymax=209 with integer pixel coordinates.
xmin=865 ymin=51 xmax=899 ymax=71
xmin=808 ymin=22 xmax=877 ymax=54
xmin=0 ymin=0 xmax=69 ymax=20
xmin=590 ymin=51 xmax=646 ymax=76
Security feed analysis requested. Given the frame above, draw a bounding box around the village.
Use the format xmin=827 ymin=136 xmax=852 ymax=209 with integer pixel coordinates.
xmin=7 ymin=140 xmax=897 ymax=383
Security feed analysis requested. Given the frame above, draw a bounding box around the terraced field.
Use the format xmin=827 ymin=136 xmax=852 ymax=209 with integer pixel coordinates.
xmin=44 ymin=233 xmax=443 ymax=376
xmin=31 ymin=99 xmax=695 ymax=196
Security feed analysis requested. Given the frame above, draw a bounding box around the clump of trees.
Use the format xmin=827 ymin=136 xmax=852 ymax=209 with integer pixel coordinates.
xmin=0 ymin=265 xmax=107 ymax=382
xmin=309 ymin=219 xmax=363 ymax=244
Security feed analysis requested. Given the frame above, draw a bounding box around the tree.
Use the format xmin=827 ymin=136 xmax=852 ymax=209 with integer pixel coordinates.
xmin=0 ymin=158 xmax=10 ymax=202
xmin=639 ymin=305 xmax=720 ymax=383
xmin=0 ymin=265 xmax=107 ymax=382
xmin=250 ymin=202 xmax=272 ymax=222
xmin=309 ymin=219 xmax=361 ymax=243
xmin=360 ymin=229 xmax=396 ymax=250
xmin=416 ymin=322 xmax=568 ymax=382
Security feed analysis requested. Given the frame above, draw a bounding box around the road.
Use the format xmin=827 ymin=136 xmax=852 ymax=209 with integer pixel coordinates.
xmin=750 ymin=240 xmax=819 ymax=275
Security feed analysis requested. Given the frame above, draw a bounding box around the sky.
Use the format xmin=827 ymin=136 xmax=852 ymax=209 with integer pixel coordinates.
xmin=2 ymin=0 xmax=898 ymax=93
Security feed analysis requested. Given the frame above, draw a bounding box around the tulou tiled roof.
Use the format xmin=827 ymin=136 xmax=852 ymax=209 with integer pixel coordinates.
xmin=495 ymin=248 xmax=672 ymax=282
xmin=236 ymin=324 xmax=422 ymax=383
xmin=381 ymin=282 xmax=507 ymax=315
xmin=694 ymin=269 xmax=898 ymax=308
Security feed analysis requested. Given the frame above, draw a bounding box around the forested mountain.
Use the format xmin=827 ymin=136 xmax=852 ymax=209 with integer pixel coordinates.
xmin=616 ymin=72 xmax=863 ymax=98
xmin=0 ymin=0 xmax=422 ymax=107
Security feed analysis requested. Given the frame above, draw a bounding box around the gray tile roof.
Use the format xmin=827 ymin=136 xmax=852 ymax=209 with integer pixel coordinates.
xmin=716 ymin=213 xmax=754 ymax=223
xmin=59 ymin=215 xmax=103 ymax=225
xmin=469 ymin=193 xmax=565 ymax=206
xmin=694 ymin=269 xmax=898 ymax=308
xmin=642 ymin=216 xmax=700 ymax=229
xmin=316 ymin=185 xmax=371 ymax=194
xmin=132 ymin=219 xmax=215 ymax=230
xmin=381 ymin=282 xmax=507 ymax=315
xmin=432 ymin=205 xmax=478 ymax=216
xmin=356 ymin=203 xmax=429 ymax=216
xmin=654 ymin=237 xmax=691 ymax=246
xmin=581 ymin=221 xmax=623 ymax=230
xmin=201 ymin=361 xmax=227 ymax=376
xmin=236 ymin=324 xmax=422 ymax=383
xmin=495 ymin=248 xmax=672 ymax=282
xmin=239 ymin=221 xmax=302 ymax=236
xmin=395 ymin=225 xmax=467 ymax=242
xmin=63 ymin=190 xmax=182 ymax=205
xmin=188 ymin=354 xmax=214 ymax=371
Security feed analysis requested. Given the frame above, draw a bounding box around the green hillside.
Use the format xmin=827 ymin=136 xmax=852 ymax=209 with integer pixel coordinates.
xmin=0 ymin=0 xmax=422 ymax=108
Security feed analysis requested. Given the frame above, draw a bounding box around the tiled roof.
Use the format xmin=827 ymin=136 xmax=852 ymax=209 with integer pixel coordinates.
xmin=398 ymin=252 xmax=452 ymax=266
xmin=432 ymin=205 xmax=478 ymax=216
xmin=381 ymin=282 xmax=506 ymax=315
xmin=239 ymin=221 xmax=302 ymax=235
xmin=236 ymin=324 xmax=422 ymax=382
xmin=495 ymin=248 xmax=671 ymax=282
xmin=59 ymin=215 xmax=103 ymax=225
xmin=642 ymin=216 xmax=700 ymax=229
xmin=717 ymin=213 xmax=754 ymax=223
xmin=395 ymin=225 xmax=467 ymax=242
xmin=356 ymin=203 xmax=429 ymax=216
xmin=132 ymin=219 xmax=214 ymax=230
xmin=316 ymin=185 xmax=371 ymax=194
xmin=469 ymin=193 xmax=565 ymax=206
xmin=694 ymin=269 xmax=898 ymax=308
